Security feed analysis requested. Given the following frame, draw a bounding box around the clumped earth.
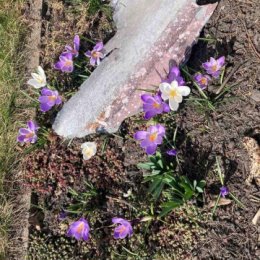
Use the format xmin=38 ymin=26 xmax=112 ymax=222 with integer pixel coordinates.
xmin=22 ymin=0 xmax=259 ymax=259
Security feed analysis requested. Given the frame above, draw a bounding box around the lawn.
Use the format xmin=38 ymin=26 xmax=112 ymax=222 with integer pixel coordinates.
xmin=0 ymin=0 xmax=27 ymax=258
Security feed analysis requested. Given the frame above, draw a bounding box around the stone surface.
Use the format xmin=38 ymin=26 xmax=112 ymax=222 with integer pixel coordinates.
xmin=53 ymin=0 xmax=217 ymax=138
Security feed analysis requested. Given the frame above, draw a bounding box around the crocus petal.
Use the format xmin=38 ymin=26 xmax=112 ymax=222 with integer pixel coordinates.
xmin=140 ymin=138 xmax=153 ymax=149
xmin=134 ymin=131 xmax=147 ymax=140
xmin=163 ymin=102 xmax=170 ymax=113
xmin=82 ymin=230 xmax=89 ymax=241
xmin=55 ymin=96 xmax=62 ymax=105
xmin=27 ymin=79 xmax=44 ymax=89
xmin=178 ymin=86 xmax=190 ymax=96
xmin=17 ymin=135 xmax=25 ymax=142
xmin=173 ymin=94 xmax=183 ymax=103
xmin=146 ymin=145 xmax=157 ymax=155
xmin=74 ymin=35 xmax=80 ymax=51
xmin=41 ymin=87 xmax=53 ymax=96
xmin=141 ymin=94 xmax=154 ymax=103
xmin=65 ymin=45 xmax=73 ymax=52
xmin=19 ymin=128 xmax=30 ymax=135
xmin=85 ymin=51 xmax=91 ymax=57
xmin=156 ymin=124 xmax=166 ymax=136
xmin=112 ymin=217 xmax=125 ymax=225
xmin=94 ymin=42 xmax=104 ymax=51
xmin=148 ymin=125 xmax=159 ymax=134
xmin=30 ymin=135 xmax=38 ymax=144
xmin=27 ymin=120 xmax=37 ymax=131
xmin=169 ymin=99 xmax=179 ymax=111
xmin=217 ymin=56 xmax=225 ymax=67
xmin=167 ymin=149 xmax=177 ymax=156
xmin=169 ymin=66 xmax=180 ymax=77
xmin=170 ymin=80 xmax=179 ymax=89
xmin=40 ymin=103 xmax=52 ymax=112
xmin=144 ymin=110 xmax=157 ymax=120
xmin=54 ymin=61 xmax=63 ymax=70
xmin=37 ymin=66 xmax=46 ymax=81
xmin=159 ymin=83 xmax=171 ymax=100
xmin=90 ymin=58 xmax=96 ymax=66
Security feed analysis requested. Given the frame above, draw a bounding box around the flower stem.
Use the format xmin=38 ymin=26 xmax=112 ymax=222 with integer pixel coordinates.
xmin=212 ymin=193 xmax=221 ymax=217
xmin=181 ymin=67 xmax=209 ymax=100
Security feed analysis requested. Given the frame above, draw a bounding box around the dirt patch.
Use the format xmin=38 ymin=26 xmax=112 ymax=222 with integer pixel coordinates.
xmin=180 ymin=0 xmax=260 ymax=258
xmin=23 ymin=0 xmax=260 ymax=259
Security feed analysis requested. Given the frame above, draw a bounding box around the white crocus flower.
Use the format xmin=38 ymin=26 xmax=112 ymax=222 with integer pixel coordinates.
xmin=27 ymin=66 xmax=47 ymax=89
xmin=159 ymin=80 xmax=191 ymax=111
xmin=81 ymin=142 xmax=97 ymax=160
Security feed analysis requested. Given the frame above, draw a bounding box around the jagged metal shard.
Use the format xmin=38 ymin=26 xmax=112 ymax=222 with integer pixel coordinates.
xmin=53 ymin=0 xmax=217 ymax=138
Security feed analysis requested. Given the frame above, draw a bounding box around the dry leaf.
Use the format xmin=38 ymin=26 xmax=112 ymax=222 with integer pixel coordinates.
xmin=252 ymin=208 xmax=260 ymax=225
xmin=243 ymin=137 xmax=260 ymax=186
xmin=209 ymin=198 xmax=232 ymax=208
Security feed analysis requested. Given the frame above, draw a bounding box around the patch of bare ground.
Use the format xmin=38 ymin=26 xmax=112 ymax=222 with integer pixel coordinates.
xmin=23 ymin=0 xmax=259 ymax=259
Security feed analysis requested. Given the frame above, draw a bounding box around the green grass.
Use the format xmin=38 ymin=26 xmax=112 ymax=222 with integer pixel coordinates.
xmin=0 ymin=0 xmax=27 ymax=257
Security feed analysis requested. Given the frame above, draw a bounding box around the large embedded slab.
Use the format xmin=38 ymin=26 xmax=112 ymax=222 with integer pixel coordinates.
xmin=53 ymin=0 xmax=217 ymax=138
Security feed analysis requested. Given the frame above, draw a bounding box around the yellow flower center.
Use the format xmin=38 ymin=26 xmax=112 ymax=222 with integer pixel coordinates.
xmin=65 ymin=60 xmax=72 ymax=66
xmin=118 ymin=225 xmax=126 ymax=234
xmin=212 ymin=64 xmax=218 ymax=72
xmin=92 ymin=51 xmax=99 ymax=58
xmin=76 ymin=222 xmax=84 ymax=234
xmin=200 ymin=78 xmax=207 ymax=85
xmin=169 ymin=89 xmax=177 ymax=98
xmin=37 ymin=78 xmax=44 ymax=84
xmin=149 ymin=132 xmax=158 ymax=142
xmin=83 ymin=148 xmax=93 ymax=157
xmin=48 ymin=95 xmax=56 ymax=102
xmin=152 ymin=102 xmax=160 ymax=109
xmin=25 ymin=132 xmax=34 ymax=139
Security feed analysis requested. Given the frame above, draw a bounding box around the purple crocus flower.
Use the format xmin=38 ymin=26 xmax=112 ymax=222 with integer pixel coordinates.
xmin=202 ymin=56 xmax=225 ymax=78
xmin=67 ymin=218 xmax=90 ymax=241
xmin=194 ymin=73 xmax=211 ymax=90
xmin=112 ymin=217 xmax=133 ymax=239
xmin=39 ymin=87 xmax=62 ymax=112
xmin=141 ymin=93 xmax=170 ymax=120
xmin=54 ymin=53 xmax=74 ymax=73
xmin=134 ymin=124 xmax=165 ymax=155
xmin=162 ymin=66 xmax=185 ymax=86
xmin=220 ymin=186 xmax=229 ymax=198
xmin=64 ymin=35 xmax=80 ymax=57
xmin=85 ymin=42 xmax=105 ymax=66
xmin=17 ymin=120 xmax=39 ymax=144
xmin=167 ymin=149 xmax=177 ymax=156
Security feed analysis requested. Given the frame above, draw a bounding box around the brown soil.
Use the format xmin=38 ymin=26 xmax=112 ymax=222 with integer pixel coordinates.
xmin=24 ymin=0 xmax=260 ymax=259
xmin=182 ymin=0 xmax=260 ymax=258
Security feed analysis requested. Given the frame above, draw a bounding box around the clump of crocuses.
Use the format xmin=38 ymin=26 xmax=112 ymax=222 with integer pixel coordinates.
xmin=54 ymin=35 xmax=80 ymax=73
xmin=193 ymin=56 xmax=225 ymax=90
xmin=112 ymin=217 xmax=133 ymax=239
xmin=17 ymin=121 xmax=39 ymax=144
xmin=202 ymin=56 xmax=225 ymax=78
